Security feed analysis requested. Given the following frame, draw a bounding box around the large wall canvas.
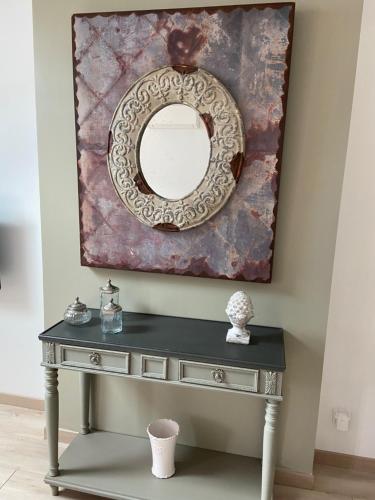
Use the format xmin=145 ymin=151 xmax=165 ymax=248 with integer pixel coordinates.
xmin=73 ymin=3 xmax=294 ymax=282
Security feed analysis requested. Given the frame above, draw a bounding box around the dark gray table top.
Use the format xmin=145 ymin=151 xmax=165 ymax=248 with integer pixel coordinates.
xmin=39 ymin=310 xmax=285 ymax=371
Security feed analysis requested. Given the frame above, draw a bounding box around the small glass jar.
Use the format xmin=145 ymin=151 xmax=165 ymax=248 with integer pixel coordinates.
xmin=101 ymin=299 xmax=123 ymax=334
xmin=64 ymin=297 xmax=92 ymax=325
xmin=100 ymin=279 xmax=119 ymax=317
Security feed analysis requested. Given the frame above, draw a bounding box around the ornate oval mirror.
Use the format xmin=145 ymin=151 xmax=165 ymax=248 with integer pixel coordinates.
xmin=108 ymin=65 xmax=245 ymax=231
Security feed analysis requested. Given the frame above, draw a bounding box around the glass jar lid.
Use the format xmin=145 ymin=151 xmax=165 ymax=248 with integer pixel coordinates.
xmin=102 ymin=298 xmax=122 ymax=314
xmin=100 ymin=279 xmax=119 ymax=294
xmin=66 ymin=297 xmax=88 ymax=313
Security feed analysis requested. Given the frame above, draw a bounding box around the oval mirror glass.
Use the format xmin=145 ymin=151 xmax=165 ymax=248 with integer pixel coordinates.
xmin=139 ymin=104 xmax=211 ymax=200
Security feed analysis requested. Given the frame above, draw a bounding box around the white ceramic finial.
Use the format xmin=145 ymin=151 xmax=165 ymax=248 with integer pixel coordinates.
xmin=225 ymin=291 xmax=254 ymax=344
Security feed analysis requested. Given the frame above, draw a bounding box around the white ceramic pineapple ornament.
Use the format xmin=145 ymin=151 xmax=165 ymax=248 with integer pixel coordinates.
xmin=226 ymin=291 xmax=254 ymax=344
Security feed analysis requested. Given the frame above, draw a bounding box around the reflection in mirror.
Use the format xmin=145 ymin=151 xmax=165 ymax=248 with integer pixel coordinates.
xmin=139 ymin=104 xmax=211 ymax=200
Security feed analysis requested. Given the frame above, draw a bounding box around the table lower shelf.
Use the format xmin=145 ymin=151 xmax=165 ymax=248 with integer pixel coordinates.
xmin=46 ymin=431 xmax=262 ymax=500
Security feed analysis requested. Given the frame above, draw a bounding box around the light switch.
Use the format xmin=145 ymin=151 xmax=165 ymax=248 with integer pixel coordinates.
xmin=332 ymin=408 xmax=351 ymax=432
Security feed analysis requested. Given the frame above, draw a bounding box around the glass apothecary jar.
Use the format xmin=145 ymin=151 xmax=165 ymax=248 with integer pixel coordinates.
xmin=101 ymin=299 xmax=123 ymax=334
xmin=100 ymin=279 xmax=119 ymax=317
xmin=64 ymin=297 xmax=92 ymax=325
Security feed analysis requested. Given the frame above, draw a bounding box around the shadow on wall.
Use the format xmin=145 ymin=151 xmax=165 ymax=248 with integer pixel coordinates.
xmin=0 ymin=223 xmax=39 ymax=312
xmin=277 ymin=330 xmax=323 ymax=468
xmin=91 ymin=374 xmax=264 ymax=457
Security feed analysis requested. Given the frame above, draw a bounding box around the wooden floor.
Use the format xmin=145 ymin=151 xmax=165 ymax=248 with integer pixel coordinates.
xmin=0 ymin=405 xmax=374 ymax=500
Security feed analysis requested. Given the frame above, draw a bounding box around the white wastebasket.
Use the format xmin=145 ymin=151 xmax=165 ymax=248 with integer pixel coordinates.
xmin=147 ymin=418 xmax=179 ymax=479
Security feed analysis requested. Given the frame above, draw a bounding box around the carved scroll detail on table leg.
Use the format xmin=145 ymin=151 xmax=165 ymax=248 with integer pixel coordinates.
xmin=265 ymin=371 xmax=278 ymax=395
xmin=45 ymin=342 xmax=56 ymax=364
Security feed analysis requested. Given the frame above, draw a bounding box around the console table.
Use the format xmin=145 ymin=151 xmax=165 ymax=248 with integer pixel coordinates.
xmin=39 ymin=310 xmax=285 ymax=500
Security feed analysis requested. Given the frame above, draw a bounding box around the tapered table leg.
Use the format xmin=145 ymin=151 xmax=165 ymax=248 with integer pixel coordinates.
xmin=45 ymin=367 xmax=59 ymax=495
xmin=80 ymin=372 xmax=91 ymax=434
xmin=261 ymin=399 xmax=280 ymax=500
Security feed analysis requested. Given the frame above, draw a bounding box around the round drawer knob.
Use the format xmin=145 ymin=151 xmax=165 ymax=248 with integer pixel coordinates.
xmin=89 ymin=352 xmax=101 ymax=365
xmin=211 ymin=368 xmax=225 ymax=384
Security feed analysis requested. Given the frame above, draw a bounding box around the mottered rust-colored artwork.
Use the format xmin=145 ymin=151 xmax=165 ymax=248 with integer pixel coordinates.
xmin=73 ymin=3 xmax=294 ymax=282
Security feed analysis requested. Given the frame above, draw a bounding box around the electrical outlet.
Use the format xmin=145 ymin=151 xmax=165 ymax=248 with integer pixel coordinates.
xmin=332 ymin=408 xmax=351 ymax=432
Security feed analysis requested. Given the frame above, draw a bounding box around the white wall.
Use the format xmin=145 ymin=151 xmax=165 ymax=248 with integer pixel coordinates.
xmin=0 ymin=0 xmax=44 ymax=399
xmin=316 ymin=0 xmax=375 ymax=458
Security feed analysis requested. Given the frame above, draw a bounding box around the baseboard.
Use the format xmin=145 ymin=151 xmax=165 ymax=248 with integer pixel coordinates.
xmin=275 ymin=467 xmax=314 ymax=489
xmin=315 ymin=449 xmax=375 ymax=474
xmin=0 ymin=393 xmax=44 ymax=411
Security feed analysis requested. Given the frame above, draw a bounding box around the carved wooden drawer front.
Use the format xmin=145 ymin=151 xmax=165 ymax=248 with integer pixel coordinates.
xmin=60 ymin=346 xmax=129 ymax=374
xmin=141 ymin=355 xmax=168 ymax=380
xmin=179 ymin=360 xmax=259 ymax=393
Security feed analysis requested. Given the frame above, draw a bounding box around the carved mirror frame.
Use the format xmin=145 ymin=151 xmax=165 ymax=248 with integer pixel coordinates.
xmin=108 ymin=65 xmax=245 ymax=231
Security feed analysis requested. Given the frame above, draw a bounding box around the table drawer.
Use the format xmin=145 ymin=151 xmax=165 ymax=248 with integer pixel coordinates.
xmin=141 ymin=355 xmax=168 ymax=380
xmin=179 ymin=360 xmax=258 ymax=393
xmin=60 ymin=345 xmax=129 ymax=374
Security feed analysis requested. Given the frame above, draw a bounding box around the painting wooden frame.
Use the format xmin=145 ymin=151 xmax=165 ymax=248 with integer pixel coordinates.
xmin=72 ymin=3 xmax=295 ymax=282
